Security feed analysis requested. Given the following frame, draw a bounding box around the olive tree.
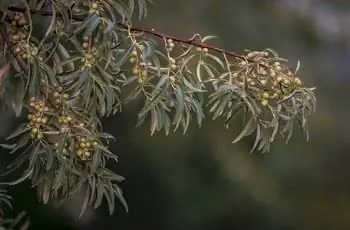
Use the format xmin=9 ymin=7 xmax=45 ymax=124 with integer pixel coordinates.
xmin=0 ymin=0 xmax=316 ymax=228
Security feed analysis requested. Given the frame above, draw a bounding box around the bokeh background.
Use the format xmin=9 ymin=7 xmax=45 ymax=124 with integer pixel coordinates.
xmin=2 ymin=0 xmax=350 ymax=229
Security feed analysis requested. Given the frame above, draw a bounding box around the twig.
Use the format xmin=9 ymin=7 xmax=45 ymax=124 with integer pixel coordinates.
xmin=6 ymin=6 xmax=246 ymax=60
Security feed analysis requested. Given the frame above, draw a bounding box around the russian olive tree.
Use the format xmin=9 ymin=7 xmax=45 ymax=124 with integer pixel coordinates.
xmin=0 ymin=0 xmax=315 ymax=228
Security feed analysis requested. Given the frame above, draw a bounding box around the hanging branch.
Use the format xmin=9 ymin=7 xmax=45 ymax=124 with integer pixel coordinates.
xmin=5 ymin=6 xmax=246 ymax=60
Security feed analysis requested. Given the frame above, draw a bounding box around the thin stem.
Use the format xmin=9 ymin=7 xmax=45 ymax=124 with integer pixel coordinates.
xmin=6 ymin=6 xmax=246 ymax=60
xmin=128 ymin=27 xmax=245 ymax=60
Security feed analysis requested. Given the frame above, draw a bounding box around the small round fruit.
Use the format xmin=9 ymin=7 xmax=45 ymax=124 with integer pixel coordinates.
xmin=76 ymin=150 xmax=83 ymax=156
xmin=261 ymin=99 xmax=268 ymax=107
xmin=294 ymin=77 xmax=302 ymax=85
xmin=283 ymin=79 xmax=290 ymax=84
xmin=84 ymin=151 xmax=90 ymax=157
xmin=262 ymin=92 xmax=269 ymax=98
xmin=132 ymin=67 xmax=139 ymax=74
xmin=91 ymin=3 xmax=98 ymax=9
xmin=36 ymin=132 xmax=43 ymax=139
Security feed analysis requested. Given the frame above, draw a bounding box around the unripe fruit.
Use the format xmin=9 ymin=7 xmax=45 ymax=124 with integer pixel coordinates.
xmin=12 ymin=35 xmax=19 ymax=41
xmin=283 ymin=78 xmax=290 ymax=84
xmin=77 ymin=150 xmax=83 ymax=156
xmin=83 ymin=42 xmax=89 ymax=48
xmin=132 ymin=67 xmax=139 ymax=74
xmin=294 ymin=77 xmax=302 ymax=85
xmin=36 ymin=132 xmax=43 ymax=139
xmin=261 ymin=99 xmax=268 ymax=107
xmin=262 ymin=92 xmax=269 ymax=98
xmin=42 ymin=117 xmax=47 ymax=124
xmin=91 ymin=3 xmax=98 ymax=9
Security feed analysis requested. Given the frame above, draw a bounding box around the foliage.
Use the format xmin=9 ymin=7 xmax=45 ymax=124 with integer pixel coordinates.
xmin=0 ymin=189 xmax=28 ymax=230
xmin=0 ymin=0 xmax=315 ymax=222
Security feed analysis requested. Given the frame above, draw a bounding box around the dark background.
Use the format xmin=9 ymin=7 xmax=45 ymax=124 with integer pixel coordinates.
xmin=2 ymin=0 xmax=350 ymax=229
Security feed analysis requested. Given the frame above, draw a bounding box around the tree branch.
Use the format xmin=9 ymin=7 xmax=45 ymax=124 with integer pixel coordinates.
xmin=6 ymin=6 xmax=246 ymax=60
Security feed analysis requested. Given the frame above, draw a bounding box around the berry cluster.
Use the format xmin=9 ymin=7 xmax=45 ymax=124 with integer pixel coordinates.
xmin=28 ymin=97 xmax=49 ymax=140
xmin=165 ymin=39 xmax=175 ymax=52
xmin=52 ymin=135 xmax=98 ymax=161
xmin=236 ymin=51 xmax=304 ymax=107
xmin=58 ymin=115 xmax=74 ymax=133
xmin=88 ymin=1 xmax=103 ymax=15
xmin=168 ymin=57 xmax=177 ymax=71
xmin=195 ymin=47 xmax=209 ymax=54
xmin=27 ymin=92 xmax=96 ymax=160
xmin=75 ymin=136 xmax=98 ymax=160
xmin=49 ymin=85 xmax=69 ymax=106
xmin=130 ymin=47 xmax=148 ymax=83
xmin=81 ymin=36 xmax=98 ymax=68
xmin=8 ymin=13 xmax=38 ymax=61
xmin=53 ymin=141 xmax=69 ymax=159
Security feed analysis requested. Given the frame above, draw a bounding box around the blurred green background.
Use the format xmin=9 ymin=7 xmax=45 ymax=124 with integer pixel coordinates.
xmin=3 ymin=0 xmax=350 ymax=229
